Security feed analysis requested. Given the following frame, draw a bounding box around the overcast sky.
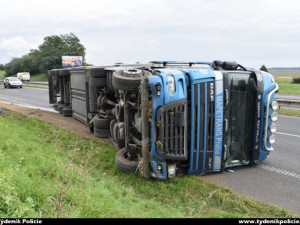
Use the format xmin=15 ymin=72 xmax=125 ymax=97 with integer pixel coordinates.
xmin=0 ymin=0 xmax=300 ymax=68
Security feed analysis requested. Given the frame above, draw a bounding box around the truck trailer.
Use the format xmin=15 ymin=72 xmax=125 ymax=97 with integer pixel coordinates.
xmin=48 ymin=60 xmax=279 ymax=179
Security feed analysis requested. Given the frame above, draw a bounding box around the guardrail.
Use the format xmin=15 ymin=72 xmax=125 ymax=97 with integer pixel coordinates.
xmin=0 ymin=80 xmax=48 ymax=87
xmin=26 ymin=81 xmax=48 ymax=87
xmin=277 ymin=99 xmax=300 ymax=110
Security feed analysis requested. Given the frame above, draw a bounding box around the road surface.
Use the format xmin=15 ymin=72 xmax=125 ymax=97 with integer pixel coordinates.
xmin=0 ymin=86 xmax=56 ymax=112
xmin=202 ymin=115 xmax=300 ymax=214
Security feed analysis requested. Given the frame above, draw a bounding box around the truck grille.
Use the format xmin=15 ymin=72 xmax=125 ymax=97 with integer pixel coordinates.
xmin=189 ymin=81 xmax=215 ymax=172
xmin=156 ymin=100 xmax=188 ymax=160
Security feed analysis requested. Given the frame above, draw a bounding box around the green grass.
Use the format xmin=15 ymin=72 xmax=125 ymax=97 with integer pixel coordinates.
xmin=275 ymin=78 xmax=300 ymax=95
xmin=0 ymin=110 xmax=295 ymax=218
xmin=278 ymin=108 xmax=300 ymax=117
xmin=0 ymin=70 xmax=6 ymax=80
xmin=30 ymin=74 xmax=48 ymax=82
xmin=22 ymin=85 xmax=48 ymax=89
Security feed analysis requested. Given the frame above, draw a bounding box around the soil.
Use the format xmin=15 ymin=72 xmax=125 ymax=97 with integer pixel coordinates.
xmin=0 ymin=102 xmax=111 ymax=145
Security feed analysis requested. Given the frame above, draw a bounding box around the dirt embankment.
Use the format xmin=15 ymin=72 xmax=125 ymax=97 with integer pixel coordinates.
xmin=0 ymin=102 xmax=111 ymax=145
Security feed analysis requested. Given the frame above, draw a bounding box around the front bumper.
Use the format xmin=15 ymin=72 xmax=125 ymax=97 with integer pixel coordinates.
xmin=263 ymin=83 xmax=279 ymax=151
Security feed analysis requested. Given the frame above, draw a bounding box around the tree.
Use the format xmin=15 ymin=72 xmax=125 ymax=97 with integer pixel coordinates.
xmin=4 ymin=58 xmax=21 ymax=76
xmin=0 ymin=64 xmax=5 ymax=70
xmin=260 ymin=65 xmax=269 ymax=73
xmin=3 ymin=33 xmax=87 ymax=75
xmin=38 ymin=33 xmax=86 ymax=72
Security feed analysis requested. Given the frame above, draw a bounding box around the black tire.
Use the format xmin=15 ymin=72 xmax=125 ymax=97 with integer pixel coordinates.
xmin=88 ymin=67 xmax=106 ymax=78
xmin=94 ymin=127 xmax=111 ymax=138
xmin=20 ymin=86 xmax=22 ymax=89
xmin=93 ymin=116 xmax=110 ymax=129
xmin=112 ymin=69 xmax=143 ymax=92
xmin=62 ymin=107 xmax=72 ymax=117
xmin=110 ymin=119 xmax=118 ymax=141
xmin=57 ymin=105 xmax=65 ymax=114
xmin=48 ymin=70 xmax=55 ymax=104
xmin=53 ymin=103 xmax=61 ymax=111
xmin=115 ymin=148 xmax=138 ymax=174
xmin=89 ymin=78 xmax=107 ymax=89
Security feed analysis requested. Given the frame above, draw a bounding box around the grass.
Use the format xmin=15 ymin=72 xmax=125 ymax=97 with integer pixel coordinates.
xmin=30 ymin=74 xmax=48 ymax=82
xmin=275 ymin=78 xmax=300 ymax=95
xmin=0 ymin=110 xmax=295 ymax=218
xmin=0 ymin=70 xmax=6 ymax=80
xmin=268 ymin=70 xmax=300 ymax=95
xmin=278 ymin=108 xmax=300 ymax=117
xmin=22 ymin=85 xmax=48 ymax=89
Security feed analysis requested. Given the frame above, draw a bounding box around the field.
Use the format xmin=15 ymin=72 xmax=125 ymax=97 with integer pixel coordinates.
xmin=0 ymin=109 xmax=294 ymax=218
xmin=30 ymin=74 xmax=48 ymax=82
xmin=269 ymin=70 xmax=300 ymax=95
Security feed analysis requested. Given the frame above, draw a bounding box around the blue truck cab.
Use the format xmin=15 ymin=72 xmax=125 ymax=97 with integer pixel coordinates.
xmin=142 ymin=61 xmax=279 ymax=179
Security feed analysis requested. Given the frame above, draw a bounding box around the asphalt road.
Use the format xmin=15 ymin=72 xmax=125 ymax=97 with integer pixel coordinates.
xmin=0 ymin=86 xmax=56 ymax=112
xmin=202 ymin=115 xmax=300 ymax=214
xmin=1 ymin=86 xmax=300 ymax=214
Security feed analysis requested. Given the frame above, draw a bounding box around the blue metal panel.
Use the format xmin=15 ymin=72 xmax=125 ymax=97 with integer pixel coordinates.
xmin=212 ymin=79 xmax=223 ymax=171
xmin=148 ymin=69 xmax=188 ymax=179
xmin=196 ymin=84 xmax=201 ymax=170
xmin=202 ymin=83 xmax=208 ymax=171
xmin=258 ymin=71 xmax=277 ymax=162
xmin=188 ymin=78 xmax=214 ymax=174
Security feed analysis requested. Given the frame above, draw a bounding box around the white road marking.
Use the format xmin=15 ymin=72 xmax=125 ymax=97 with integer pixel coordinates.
xmin=259 ymin=164 xmax=300 ymax=179
xmin=276 ymin=132 xmax=300 ymax=138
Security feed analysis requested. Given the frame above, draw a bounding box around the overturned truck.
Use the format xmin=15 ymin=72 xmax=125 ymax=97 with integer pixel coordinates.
xmin=48 ymin=61 xmax=279 ymax=179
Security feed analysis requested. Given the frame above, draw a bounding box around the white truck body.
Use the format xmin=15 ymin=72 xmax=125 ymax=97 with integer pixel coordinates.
xmin=17 ymin=72 xmax=30 ymax=81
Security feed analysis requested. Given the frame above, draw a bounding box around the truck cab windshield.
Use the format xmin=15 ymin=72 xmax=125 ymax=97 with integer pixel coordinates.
xmin=224 ymin=72 xmax=257 ymax=167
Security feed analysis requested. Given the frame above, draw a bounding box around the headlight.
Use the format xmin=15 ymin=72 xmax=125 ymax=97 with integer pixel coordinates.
xmin=168 ymin=164 xmax=176 ymax=178
xmin=268 ymin=135 xmax=276 ymax=144
xmin=271 ymin=101 xmax=279 ymax=111
xmin=269 ymin=124 xmax=278 ymax=133
xmin=167 ymin=75 xmax=175 ymax=95
xmin=270 ymin=112 xmax=279 ymax=121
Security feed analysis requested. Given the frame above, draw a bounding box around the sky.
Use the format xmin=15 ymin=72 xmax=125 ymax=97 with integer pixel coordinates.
xmin=0 ymin=0 xmax=300 ymax=68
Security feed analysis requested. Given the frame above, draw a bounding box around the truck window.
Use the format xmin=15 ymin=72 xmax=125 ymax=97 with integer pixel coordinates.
xmin=224 ymin=73 xmax=257 ymax=167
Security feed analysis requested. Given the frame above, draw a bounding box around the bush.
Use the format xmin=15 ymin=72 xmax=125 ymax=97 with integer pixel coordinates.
xmin=292 ymin=77 xmax=300 ymax=84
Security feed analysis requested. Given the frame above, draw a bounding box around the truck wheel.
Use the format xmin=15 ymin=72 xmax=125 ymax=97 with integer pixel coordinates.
xmin=112 ymin=69 xmax=143 ymax=92
xmin=53 ymin=103 xmax=61 ymax=111
xmin=110 ymin=119 xmax=118 ymax=141
xmin=93 ymin=116 xmax=110 ymax=129
xmin=57 ymin=105 xmax=65 ymax=114
xmin=94 ymin=128 xmax=111 ymax=138
xmin=48 ymin=71 xmax=55 ymax=104
xmin=62 ymin=107 xmax=72 ymax=117
xmin=115 ymin=148 xmax=138 ymax=174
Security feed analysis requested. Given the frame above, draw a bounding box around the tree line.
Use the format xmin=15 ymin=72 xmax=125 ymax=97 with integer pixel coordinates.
xmin=2 ymin=33 xmax=89 ymax=76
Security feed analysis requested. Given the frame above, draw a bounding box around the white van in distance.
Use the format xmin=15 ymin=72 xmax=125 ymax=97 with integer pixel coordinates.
xmin=17 ymin=72 xmax=30 ymax=82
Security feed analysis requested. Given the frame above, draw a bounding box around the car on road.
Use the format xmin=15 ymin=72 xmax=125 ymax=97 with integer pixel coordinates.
xmin=4 ymin=77 xmax=23 ymax=88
